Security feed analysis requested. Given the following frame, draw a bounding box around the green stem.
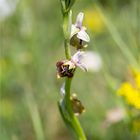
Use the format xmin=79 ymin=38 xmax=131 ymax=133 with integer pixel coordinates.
xmin=71 ymin=116 xmax=87 ymax=140
xmin=64 ymin=78 xmax=87 ymax=140
xmin=63 ymin=12 xmax=71 ymax=60
xmin=65 ymin=78 xmax=73 ymax=116
xmin=61 ymin=10 xmax=87 ymax=140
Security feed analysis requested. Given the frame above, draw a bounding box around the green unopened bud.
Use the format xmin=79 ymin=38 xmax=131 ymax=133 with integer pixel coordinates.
xmin=60 ymin=0 xmax=76 ymax=13
xmin=66 ymin=0 xmax=76 ymax=12
xmin=70 ymin=93 xmax=85 ymax=116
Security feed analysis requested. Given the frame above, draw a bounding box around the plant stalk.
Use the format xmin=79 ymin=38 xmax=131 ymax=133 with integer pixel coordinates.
xmin=61 ymin=10 xmax=87 ymax=140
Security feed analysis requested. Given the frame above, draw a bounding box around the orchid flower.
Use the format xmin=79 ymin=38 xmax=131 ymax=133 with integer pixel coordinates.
xmin=70 ymin=12 xmax=90 ymax=49
xmin=56 ymin=51 xmax=87 ymax=78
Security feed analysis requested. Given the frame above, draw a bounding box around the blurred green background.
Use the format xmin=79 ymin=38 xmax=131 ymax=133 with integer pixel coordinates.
xmin=0 ymin=0 xmax=140 ymax=140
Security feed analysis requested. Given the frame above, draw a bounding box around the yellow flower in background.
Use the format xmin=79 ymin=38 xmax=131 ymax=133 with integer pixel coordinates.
xmin=135 ymin=74 xmax=140 ymax=89
xmin=84 ymin=8 xmax=104 ymax=34
xmin=117 ymin=70 xmax=140 ymax=109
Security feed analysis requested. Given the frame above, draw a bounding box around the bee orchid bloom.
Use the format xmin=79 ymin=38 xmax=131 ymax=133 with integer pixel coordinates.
xmin=70 ymin=12 xmax=90 ymax=49
xmin=56 ymin=60 xmax=76 ymax=78
xmin=56 ymin=51 xmax=87 ymax=78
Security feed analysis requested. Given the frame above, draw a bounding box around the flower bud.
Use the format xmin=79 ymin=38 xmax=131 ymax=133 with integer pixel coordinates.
xmin=60 ymin=0 xmax=76 ymax=13
xmin=70 ymin=93 xmax=85 ymax=116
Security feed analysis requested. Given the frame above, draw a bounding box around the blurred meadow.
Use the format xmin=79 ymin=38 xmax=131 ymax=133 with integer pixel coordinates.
xmin=0 ymin=0 xmax=140 ymax=140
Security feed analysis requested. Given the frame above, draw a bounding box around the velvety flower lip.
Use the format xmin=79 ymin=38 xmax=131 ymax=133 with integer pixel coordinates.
xmin=56 ymin=60 xmax=76 ymax=78
xmin=70 ymin=12 xmax=90 ymax=47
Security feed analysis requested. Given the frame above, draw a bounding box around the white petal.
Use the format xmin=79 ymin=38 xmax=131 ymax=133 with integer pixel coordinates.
xmin=70 ymin=24 xmax=79 ymax=38
xmin=77 ymin=30 xmax=90 ymax=42
xmin=76 ymin=63 xmax=88 ymax=72
xmin=72 ymin=51 xmax=88 ymax=71
xmin=80 ymin=51 xmax=102 ymax=72
xmin=72 ymin=51 xmax=84 ymax=63
xmin=75 ymin=12 xmax=84 ymax=28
